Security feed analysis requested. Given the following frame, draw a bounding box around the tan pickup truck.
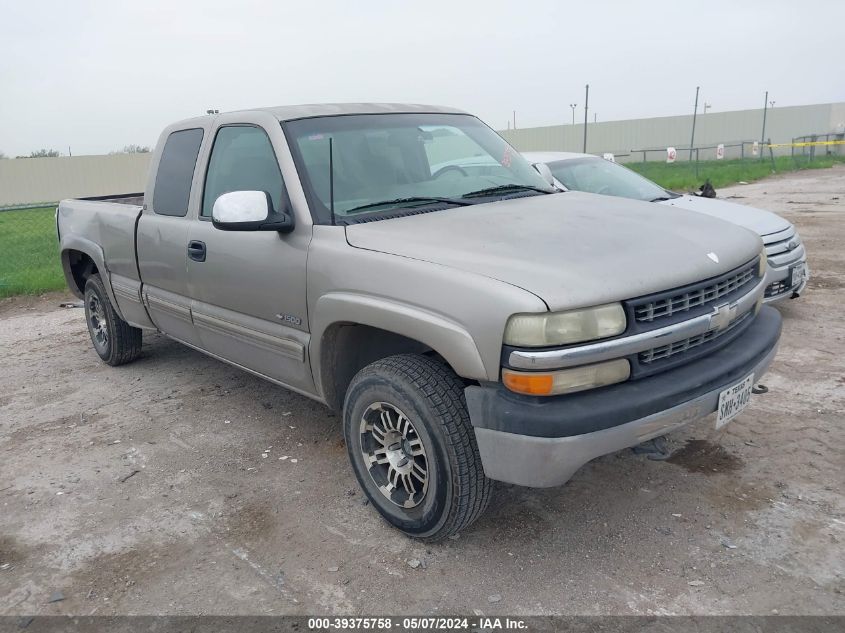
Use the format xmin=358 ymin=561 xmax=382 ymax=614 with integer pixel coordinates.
xmin=57 ymin=103 xmax=781 ymax=540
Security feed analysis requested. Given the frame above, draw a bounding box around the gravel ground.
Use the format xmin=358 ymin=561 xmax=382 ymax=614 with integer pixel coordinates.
xmin=1 ymin=167 xmax=843 ymax=616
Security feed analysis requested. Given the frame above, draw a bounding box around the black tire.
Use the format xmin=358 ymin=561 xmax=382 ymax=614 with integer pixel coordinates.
xmin=343 ymin=354 xmax=492 ymax=541
xmin=83 ymin=274 xmax=142 ymax=366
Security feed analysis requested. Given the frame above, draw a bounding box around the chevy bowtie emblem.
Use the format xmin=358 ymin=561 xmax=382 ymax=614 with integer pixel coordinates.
xmin=707 ymin=252 xmax=720 ymax=263
xmin=709 ymin=302 xmax=736 ymax=332
xmin=787 ymin=240 xmax=798 ymax=251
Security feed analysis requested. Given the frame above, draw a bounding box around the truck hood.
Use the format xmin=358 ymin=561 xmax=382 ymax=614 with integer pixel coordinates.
xmin=345 ymin=192 xmax=762 ymax=311
xmin=658 ymin=194 xmax=791 ymax=240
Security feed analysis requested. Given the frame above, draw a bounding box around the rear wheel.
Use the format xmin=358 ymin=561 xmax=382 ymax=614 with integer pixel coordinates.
xmin=343 ymin=354 xmax=491 ymax=541
xmin=84 ymin=274 xmax=142 ymax=366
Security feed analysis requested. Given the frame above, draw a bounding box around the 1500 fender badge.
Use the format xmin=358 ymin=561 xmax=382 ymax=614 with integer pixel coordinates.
xmin=276 ymin=313 xmax=302 ymax=326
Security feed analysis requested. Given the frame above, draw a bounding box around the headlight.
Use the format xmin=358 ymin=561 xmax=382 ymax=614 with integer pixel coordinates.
xmin=504 ymin=303 xmax=626 ymax=347
xmin=502 ymin=359 xmax=630 ymax=396
xmin=758 ymin=247 xmax=767 ymax=277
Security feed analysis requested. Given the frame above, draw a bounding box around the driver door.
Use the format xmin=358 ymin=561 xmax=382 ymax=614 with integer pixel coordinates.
xmin=186 ymin=123 xmax=313 ymax=393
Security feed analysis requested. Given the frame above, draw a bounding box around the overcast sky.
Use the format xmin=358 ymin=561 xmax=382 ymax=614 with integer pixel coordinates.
xmin=1 ymin=0 xmax=843 ymax=157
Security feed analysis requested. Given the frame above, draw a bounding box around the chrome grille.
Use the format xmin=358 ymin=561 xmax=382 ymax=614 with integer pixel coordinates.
xmin=639 ymin=311 xmax=752 ymax=364
xmin=765 ymin=280 xmax=789 ymax=298
xmin=634 ymin=260 xmax=757 ymax=323
xmin=763 ymin=226 xmax=796 ymax=257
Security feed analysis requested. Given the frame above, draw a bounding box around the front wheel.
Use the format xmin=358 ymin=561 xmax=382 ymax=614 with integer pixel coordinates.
xmin=343 ymin=354 xmax=491 ymax=541
xmin=84 ymin=274 xmax=142 ymax=366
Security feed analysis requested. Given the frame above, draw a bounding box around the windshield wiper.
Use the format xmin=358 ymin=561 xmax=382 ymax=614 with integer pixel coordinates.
xmin=649 ymin=196 xmax=674 ymax=202
xmin=345 ymin=196 xmax=474 ymax=214
xmin=461 ymin=184 xmax=554 ymax=199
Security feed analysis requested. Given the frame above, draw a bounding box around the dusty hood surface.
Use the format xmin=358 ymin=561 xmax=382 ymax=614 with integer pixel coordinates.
xmin=658 ymin=194 xmax=790 ymax=239
xmin=345 ymin=192 xmax=763 ymax=311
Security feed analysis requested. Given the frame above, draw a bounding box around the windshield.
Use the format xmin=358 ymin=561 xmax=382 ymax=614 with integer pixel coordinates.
xmin=284 ymin=113 xmax=555 ymax=224
xmin=547 ymin=157 xmax=677 ymax=202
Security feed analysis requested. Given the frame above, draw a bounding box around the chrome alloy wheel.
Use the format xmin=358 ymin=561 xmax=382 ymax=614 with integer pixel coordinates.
xmin=359 ymin=402 xmax=428 ymax=508
xmin=87 ymin=293 xmax=109 ymax=349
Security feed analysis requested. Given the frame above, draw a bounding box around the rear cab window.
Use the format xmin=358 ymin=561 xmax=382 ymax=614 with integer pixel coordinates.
xmin=152 ymin=128 xmax=205 ymax=216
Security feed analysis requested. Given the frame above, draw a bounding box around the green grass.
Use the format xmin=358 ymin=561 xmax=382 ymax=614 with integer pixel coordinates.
xmin=627 ymin=154 xmax=845 ymax=192
xmin=0 ymin=206 xmax=65 ymax=298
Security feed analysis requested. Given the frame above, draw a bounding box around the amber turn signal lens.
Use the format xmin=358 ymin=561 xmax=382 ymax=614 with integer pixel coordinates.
xmin=502 ymin=370 xmax=554 ymax=395
xmin=502 ymin=359 xmax=631 ymax=396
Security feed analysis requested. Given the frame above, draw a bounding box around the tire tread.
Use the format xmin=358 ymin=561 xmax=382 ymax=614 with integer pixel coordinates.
xmin=85 ymin=274 xmax=142 ymax=366
xmin=347 ymin=354 xmax=492 ymax=541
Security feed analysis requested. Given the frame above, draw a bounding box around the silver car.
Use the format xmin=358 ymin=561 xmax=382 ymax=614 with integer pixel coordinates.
xmin=523 ymin=151 xmax=809 ymax=304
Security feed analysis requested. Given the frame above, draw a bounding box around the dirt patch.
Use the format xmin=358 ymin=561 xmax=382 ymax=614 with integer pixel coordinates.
xmin=222 ymin=501 xmax=278 ymax=541
xmin=667 ymin=439 xmax=744 ymax=474
xmin=0 ymin=536 xmax=29 ymax=567
xmin=0 ymin=291 xmax=75 ymax=318
xmin=807 ymin=274 xmax=844 ymax=290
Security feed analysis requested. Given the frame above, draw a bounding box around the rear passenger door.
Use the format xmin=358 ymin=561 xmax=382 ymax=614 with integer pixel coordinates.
xmin=137 ymin=127 xmax=205 ymax=347
xmin=186 ymin=122 xmax=313 ymax=393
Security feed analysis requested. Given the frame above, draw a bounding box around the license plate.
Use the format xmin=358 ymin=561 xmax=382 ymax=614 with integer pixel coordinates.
xmin=716 ymin=373 xmax=754 ymax=429
xmin=790 ymin=262 xmax=806 ymax=287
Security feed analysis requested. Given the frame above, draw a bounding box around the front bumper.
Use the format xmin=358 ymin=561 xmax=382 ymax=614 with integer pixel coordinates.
xmin=764 ymin=257 xmax=809 ymax=303
xmin=466 ymin=306 xmax=782 ymax=487
xmin=763 ymin=238 xmax=809 ymax=304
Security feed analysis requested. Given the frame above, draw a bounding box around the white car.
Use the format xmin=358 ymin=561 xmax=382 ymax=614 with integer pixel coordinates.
xmin=523 ymin=151 xmax=809 ymax=304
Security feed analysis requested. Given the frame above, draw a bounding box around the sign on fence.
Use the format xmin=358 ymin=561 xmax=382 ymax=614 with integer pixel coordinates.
xmin=752 ymin=141 xmax=759 ymax=156
xmin=716 ymin=144 xmax=725 ymax=160
xmin=602 ymin=153 xmax=615 ymax=162
xmin=666 ymin=147 xmax=677 ymax=163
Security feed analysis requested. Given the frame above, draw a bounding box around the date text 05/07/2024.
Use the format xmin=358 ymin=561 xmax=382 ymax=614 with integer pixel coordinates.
xmin=307 ymin=616 xmax=529 ymax=631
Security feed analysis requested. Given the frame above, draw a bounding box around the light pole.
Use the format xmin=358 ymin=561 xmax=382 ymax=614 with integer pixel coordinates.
xmin=760 ymin=91 xmax=770 ymax=160
xmin=583 ymin=84 xmax=589 ymax=152
xmin=569 ymin=103 xmax=577 ymax=125
xmin=689 ymin=86 xmax=700 ymax=161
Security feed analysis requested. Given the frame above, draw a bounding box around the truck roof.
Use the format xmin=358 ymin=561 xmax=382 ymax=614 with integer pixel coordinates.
xmin=170 ymin=103 xmax=467 ymax=128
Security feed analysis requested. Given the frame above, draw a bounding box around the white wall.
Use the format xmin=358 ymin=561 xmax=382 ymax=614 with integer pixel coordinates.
xmin=0 ymin=153 xmax=151 ymax=207
xmin=499 ymin=102 xmax=845 ymax=162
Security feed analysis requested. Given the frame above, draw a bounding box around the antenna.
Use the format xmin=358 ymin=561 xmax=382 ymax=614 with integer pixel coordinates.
xmin=329 ymin=137 xmax=336 ymax=226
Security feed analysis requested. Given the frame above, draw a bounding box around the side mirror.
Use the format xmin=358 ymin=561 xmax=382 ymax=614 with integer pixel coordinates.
xmin=532 ymin=162 xmax=557 ymax=188
xmin=211 ymin=191 xmax=294 ymax=232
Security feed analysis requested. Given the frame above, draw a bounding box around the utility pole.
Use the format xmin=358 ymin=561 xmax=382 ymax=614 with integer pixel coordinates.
xmin=760 ymin=91 xmax=769 ymax=160
xmin=513 ymin=110 xmax=516 ymax=130
xmin=569 ymin=103 xmax=577 ymax=125
xmin=689 ymin=86 xmax=700 ymax=161
xmin=582 ymin=84 xmax=589 ymax=153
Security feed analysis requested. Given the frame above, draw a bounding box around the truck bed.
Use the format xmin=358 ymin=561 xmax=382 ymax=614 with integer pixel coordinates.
xmin=57 ymin=196 xmax=144 ymax=288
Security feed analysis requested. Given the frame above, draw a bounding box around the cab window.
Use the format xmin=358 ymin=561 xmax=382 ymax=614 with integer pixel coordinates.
xmin=202 ymin=125 xmax=285 ymax=218
xmin=152 ymin=128 xmax=204 ymax=217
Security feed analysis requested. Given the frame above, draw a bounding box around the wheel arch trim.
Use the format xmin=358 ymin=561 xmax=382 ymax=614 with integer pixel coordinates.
xmin=60 ymin=236 xmax=125 ymax=320
xmin=311 ymin=292 xmax=489 ymax=398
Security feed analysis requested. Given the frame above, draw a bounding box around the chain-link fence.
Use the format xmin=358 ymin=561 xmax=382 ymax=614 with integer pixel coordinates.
xmin=0 ymin=204 xmax=66 ymax=298
xmin=614 ymin=135 xmax=845 ymax=192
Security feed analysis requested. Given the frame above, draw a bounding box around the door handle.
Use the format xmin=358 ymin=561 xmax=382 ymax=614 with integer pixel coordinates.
xmin=188 ymin=240 xmax=206 ymax=262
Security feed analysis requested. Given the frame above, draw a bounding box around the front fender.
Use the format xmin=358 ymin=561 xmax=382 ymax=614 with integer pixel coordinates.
xmin=311 ymin=291 xmax=489 ymax=391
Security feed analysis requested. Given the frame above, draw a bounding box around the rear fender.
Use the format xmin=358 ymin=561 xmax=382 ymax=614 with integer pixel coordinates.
xmin=60 ymin=236 xmax=124 ymax=319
